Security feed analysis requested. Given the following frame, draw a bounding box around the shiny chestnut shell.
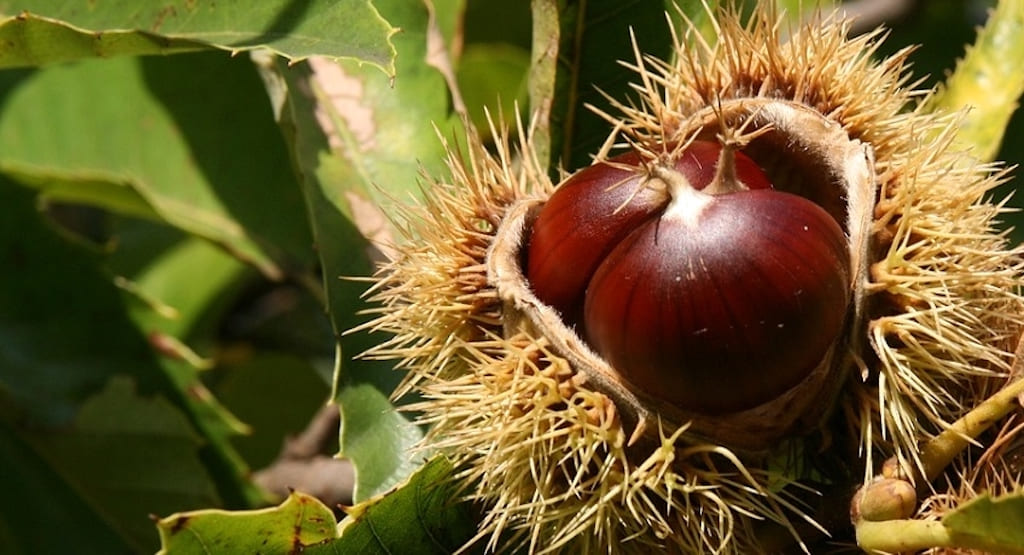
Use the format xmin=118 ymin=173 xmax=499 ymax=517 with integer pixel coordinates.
xmin=584 ymin=189 xmax=850 ymax=414
xmin=525 ymin=142 xmax=851 ymax=415
xmin=526 ymin=141 xmax=771 ymax=326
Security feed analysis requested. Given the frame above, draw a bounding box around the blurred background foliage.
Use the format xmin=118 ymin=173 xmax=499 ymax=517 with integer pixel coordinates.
xmin=0 ymin=0 xmax=1020 ymax=553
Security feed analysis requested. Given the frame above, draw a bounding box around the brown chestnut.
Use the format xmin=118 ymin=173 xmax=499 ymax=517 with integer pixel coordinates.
xmin=525 ymin=141 xmax=851 ymax=415
xmin=526 ymin=141 xmax=771 ymax=326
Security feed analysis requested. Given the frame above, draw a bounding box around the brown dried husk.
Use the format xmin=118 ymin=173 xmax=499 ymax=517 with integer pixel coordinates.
xmin=357 ymin=6 xmax=1024 ymax=554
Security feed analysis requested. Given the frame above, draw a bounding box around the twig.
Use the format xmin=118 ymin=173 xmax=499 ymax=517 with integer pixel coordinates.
xmin=252 ymin=404 xmax=355 ymax=508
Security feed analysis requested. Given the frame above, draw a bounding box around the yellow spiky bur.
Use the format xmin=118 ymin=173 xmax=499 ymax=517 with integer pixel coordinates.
xmin=358 ymin=6 xmax=1024 ymax=553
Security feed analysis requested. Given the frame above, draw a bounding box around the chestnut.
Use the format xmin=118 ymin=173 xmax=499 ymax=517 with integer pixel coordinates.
xmin=526 ymin=141 xmax=851 ymax=415
xmin=526 ymin=141 xmax=771 ymax=326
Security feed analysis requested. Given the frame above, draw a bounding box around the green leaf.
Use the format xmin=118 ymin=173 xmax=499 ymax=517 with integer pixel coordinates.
xmin=215 ymin=352 xmax=331 ymax=469
xmin=26 ymin=376 xmax=221 ymax=552
xmin=942 ymin=492 xmax=1024 ymax=551
xmin=3 ymin=171 xmax=156 ymax=220
xmin=261 ymin=54 xmax=426 ymax=502
xmin=160 ymin=356 xmax=268 ymax=509
xmin=254 ymin=0 xmax=462 ymax=503
xmin=0 ymin=175 xmax=260 ymax=518
xmin=0 ymin=1 xmax=397 ymax=75
xmin=112 ymin=230 xmax=270 ymax=507
xmin=335 ymin=382 xmax=424 ymax=499
xmin=309 ymin=456 xmax=479 ymax=555
xmin=0 ymin=178 xmax=167 ymax=426
xmin=550 ymin=1 xmax=698 ymax=170
xmin=755 ymin=1 xmax=835 ymax=21
xmin=156 ymin=491 xmax=338 ymax=554
xmin=0 ymin=51 xmax=315 ymax=279
xmin=0 ymin=417 xmax=132 ymax=554
xmin=119 ymin=234 xmax=251 ymax=340
xmin=175 ymin=458 xmax=479 ymax=555
xmin=457 ymin=42 xmax=530 ymax=141
xmin=924 ymin=0 xmax=1024 ymax=162
xmin=528 ymin=0 xmax=559 ymax=169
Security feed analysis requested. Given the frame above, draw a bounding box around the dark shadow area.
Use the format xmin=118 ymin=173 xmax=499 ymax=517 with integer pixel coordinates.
xmin=0 ymin=67 xmax=37 ymax=112
xmin=139 ymin=51 xmax=315 ymax=274
xmin=557 ymin=2 xmax=679 ymax=171
xmin=0 ymin=418 xmax=133 ymax=555
xmin=230 ymin=0 xmax=313 ymax=48
xmin=0 ymin=176 xmax=168 ymax=428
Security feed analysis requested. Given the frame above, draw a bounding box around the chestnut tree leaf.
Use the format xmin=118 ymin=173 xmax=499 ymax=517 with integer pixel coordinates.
xmin=0 ymin=180 xmax=175 ymax=552
xmin=0 ymin=175 xmax=260 ymax=526
xmin=110 ymin=229 xmax=267 ymax=508
xmin=214 ymin=353 xmax=332 ymax=469
xmin=156 ymin=491 xmax=338 ymax=554
xmin=0 ymin=51 xmax=315 ymax=279
xmin=530 ymin=0 xmax=719 ymax=172
xmin=0 ymin=179 xmax=263 ymax=551
xmin=924 ymin=0 xmax=1024 ymax=162
xmin=941 ymin=492 xmax=1024 ymax=551
xmin=116 ymin=234 xmax=252 ymax=342
xmin=772 ymin=0 xmax=835 ymax=18
xmin=257 ymin=55 xmax=427 ymax=503
xmin=307 ymin=455 xmax=480 ymax=555
xmin=528 ymin=0 xmax=560 ymax=169
xmin=252 ymin=0 xmax=465 ymax=504
xmin=0 ymin=417 xmax=133 ymax=554
xmin=26 ymin=376 xmax=222 ymax=553
xmin=0 ymin=179 xmax=173 ymax=427
xmin=0 ymin=0 xmax=397 ymax=75
xmin=457 ymin=42 xmax=530 ymax=142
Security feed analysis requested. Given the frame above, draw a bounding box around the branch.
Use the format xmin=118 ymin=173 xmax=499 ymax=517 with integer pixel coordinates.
xmin=252 ymin=404 xmax=354 ymax=508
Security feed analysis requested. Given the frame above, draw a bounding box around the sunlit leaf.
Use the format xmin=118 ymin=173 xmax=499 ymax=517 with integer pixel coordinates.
xmin=119 ymin=234 xmax=251 ymax=340
xmin=0 ymin=52 xmax=315 ymax=279
xmin=457 ymin=42 xmax=530 ymax=141
xmin=258 ymin=53 xmax=427 ymax=502
xmin=924 ymin=0 xmax=1024 ymax=162
xmin=528 ymin=0 xmax=560 ymax=169
xmin=156 ymin=491 xmax=337 ymax=554
xmin=942 ymin=492 xmax=1024 ymax=551
xmin=253 ymin=0 xmax=465 ymax=504
xmin=309 ymin=456 xmax=479 ymax=555
xmin=0 ymin=0 xmax=397 ymax=74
